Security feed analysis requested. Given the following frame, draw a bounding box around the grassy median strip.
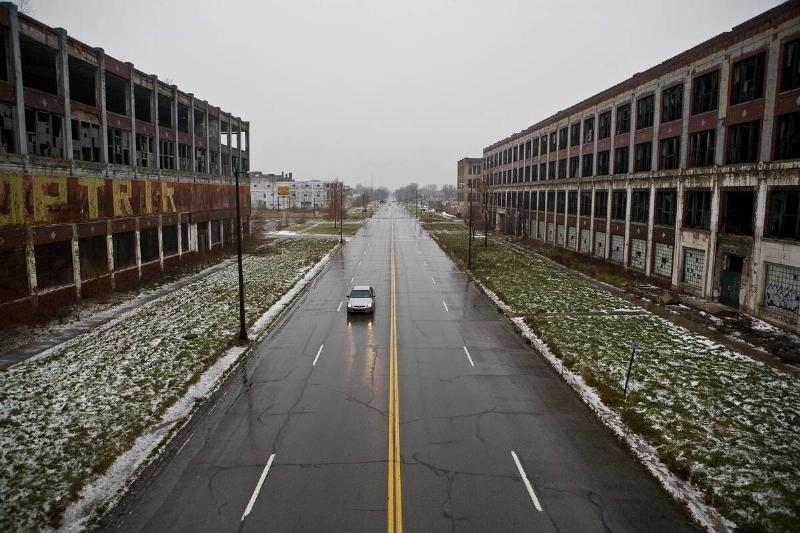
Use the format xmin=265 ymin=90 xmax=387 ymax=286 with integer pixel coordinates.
xmin=432 ymin=229 xmax=800 ymax=532
xmin=0 ymin=238 xmax=337 ymax=531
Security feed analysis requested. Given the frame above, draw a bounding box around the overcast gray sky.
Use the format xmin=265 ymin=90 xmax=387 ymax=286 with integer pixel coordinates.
xmin=34 ymin=0 xmax=781 ymax=189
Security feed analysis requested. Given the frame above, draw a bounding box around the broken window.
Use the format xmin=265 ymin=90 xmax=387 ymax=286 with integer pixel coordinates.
xmin=568 ymin=191 xmax=577 ymax=215
xmin=546 ymin=191 xmax=556 ymax=211
xmin=194 ymin=108 xmax=205 ymax=137
xmin=661 ymin=84 xmax=683 ymax=123
xmin=614 ymin=146 xmax=629 ymax=174
xmin=0 ymin=102 xmax=15 ymax=153
xmin=68 ymin=56 xmax=97 ymax=107
xmin=532 ymin=137 xmax=539 ymax=157
xmin=209 ymin=150 xmax=219 ymax=174
xmin=655 ymin=189 xmax=677 ymax=226
xmin=548 ymin=160 xmax=556 ymax=179
xmin=615 ymin=103 xmax=630 ymax=134
xmin=0 ymin=29 xmax=7 ymax=81
xmin=775 ymin=112 xmax=800 ymax=160
xmin=540 ymin=135 xmax=547 ymax=153
xmin=136 ymin=134 xmax=153 ymax=168
xmin=222 ymin=152 xmax=231 ymax=175
xmin=659 ymin=136 xmax=680 ymax=170
xmin=162 ymin=225 xmax=178 ymax=255
xmin=611 ymin=190 xmax=627 ymax=221
xmin=727 ymin=120 xmax=760 ymax=164
xmin=512 ymin=146 xmax=518 ymax=162
xmin=557 ymin=158 xmax=566 ymax=179
xmin=0 ymin=248 xmax=27 ymax=300
xmin=689 ymin=129 xmax=715 ymax=167
xmin=181 ymin=223 xmax=189 ymax=251
xmin=113 ymin=231 xmax=136 ymax=269
xmin=583 ymin=117 xmax=594 ymax=144
xmin=538 ymin=162 xmax=546 ymax=180
xmin=107 ymin=127 xmax=130 ymax=165
xmin=781 ymin=38 xmax=800 ymax=92
xmin=105 ymin=71 xmax=127 ymax=115
xmin=634 ymin=142 xmax=652 ymax=172
xmin=582 ymin=153 xmax=593 ymax=177
xmin=594 ymin=191 xmax=608 ymax=218
xmin=692 ymin=70 xmax=719 ymax=115
xmin=178 ymin=143 xmax=191 ymax=171
xmin=220 ymin=120 xmax=230 ymax=146
xmin=20 ymin=38 xmax=57 ymax=94
xmin=134 ymin=84 xmax=152 ymax=122
xmin=721 ymin=190 xmax=754 ymax=236
xmin=78 ymin=234 xmax=108 ymax=279
xmin=34 ymin=240 xmax=73 ymax=289
xmin=636 ymin=95 xmax=654 ymax=130
xmin=580 ymin=191 xmax=592 ymax=217
xmin=71 ymin=119 xmax=100 ymax=162
xmin=195 ymin=147 xmax=207 ymax=173
xmin=160 ymin=139 xmax=175 ymax=170
xmin=197 ymin=221 xmax=209 ymax=253
xmin=158 ymin=92 xmax=173 ymax=129
xmin=730 ymin=53 xmax=765 ymax=106
xmin=570 ymin=123 xmax=580 ymax=147
xmin=598 ymin=111 xmax=611 ymax=139
xmin=177 ymin=102 xmax=189 ymax=133
xmin=558 ymin=127 xmax=568 ymax=150
xmin=139 ymin=227 xmax=159 ymax=263
xmin=596 ymin=150 xmax=609 ymax=175
xmin=556 ymin=191 xmax=566 ymax=213
xmin=766 ymin=188 xmax=800 ymax=240
xmin=210 ymin=219 xmax=222 ymax=244
xmin=549 ymin=131 xmax=557 ymax=153
xmin=569 ymin=155 xmax=579 ymax=178
xmin=631 ymin=190 xmax=649 ymax=223
xmin=684 ymin=189 xmax=712 ymax=230
xmin=25 ymin=109 xmax=63 ymax=158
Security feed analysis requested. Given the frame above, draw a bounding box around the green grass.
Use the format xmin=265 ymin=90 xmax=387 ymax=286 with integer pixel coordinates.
xmin=303 ymin=222 xmax=361 ymax=236
xmin=421 ymin=222 xmax=466 ymax=232
xmin=0 ymin=239 xmax=337 ymax=530
xmin=432 ymin=231 xmax=800 ymax=532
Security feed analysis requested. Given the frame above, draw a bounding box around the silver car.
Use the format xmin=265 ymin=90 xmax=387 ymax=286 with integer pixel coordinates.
xmin=347 ymin=285 xmax=375 ymax=314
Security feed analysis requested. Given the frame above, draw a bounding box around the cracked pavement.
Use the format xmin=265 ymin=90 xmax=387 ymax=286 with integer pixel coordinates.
xmin=99 ymin=205 xmax=696 ymax=532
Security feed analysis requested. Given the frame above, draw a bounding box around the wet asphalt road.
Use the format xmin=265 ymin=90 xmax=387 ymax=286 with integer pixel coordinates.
xmin=100 ymin=204 xmax=695 ymax=532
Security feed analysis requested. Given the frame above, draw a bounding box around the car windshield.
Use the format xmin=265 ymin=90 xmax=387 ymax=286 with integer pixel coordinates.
xmin=350 ymin=289 xmax=371 ymax=298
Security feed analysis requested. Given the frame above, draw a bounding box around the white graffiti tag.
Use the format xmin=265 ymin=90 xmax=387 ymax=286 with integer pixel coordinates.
xmin=765 ymin=282 xmax=800 ymax=313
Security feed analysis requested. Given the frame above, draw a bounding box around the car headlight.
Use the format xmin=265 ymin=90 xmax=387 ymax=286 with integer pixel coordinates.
xmin=367 ymin=301 xmax=373 ymax=307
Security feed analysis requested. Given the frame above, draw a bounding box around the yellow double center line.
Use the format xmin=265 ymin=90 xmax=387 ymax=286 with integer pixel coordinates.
xmin=387 ymin=220 xmax=403 ymax=533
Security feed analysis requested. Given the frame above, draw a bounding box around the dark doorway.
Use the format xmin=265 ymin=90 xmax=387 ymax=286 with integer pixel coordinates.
xmin=720 ymin=254 xmax=744 ymax=308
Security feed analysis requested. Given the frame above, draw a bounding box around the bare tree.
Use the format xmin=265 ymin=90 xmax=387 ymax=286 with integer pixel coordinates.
xmin=15 ymin=0 xmax=33 ymax=15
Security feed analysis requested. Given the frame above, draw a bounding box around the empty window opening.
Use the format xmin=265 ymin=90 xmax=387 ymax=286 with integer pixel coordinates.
xmin=78 ymin=234 xmax=108 ymax=280
xmin=195 ymin=147 xmax=207 ymax=173
xmin=616 ymin=103 xmax=630 ymax=134
xmin=567 ymin=191 xmax=578 ymax=215
xmin=556 ymin=191 xmax=566 ymax=214
xmin=659 ymin=136 xmax=680 ymax=170
xmin=193 ymin=108 xmax=205 ymax=137
xmin=570 ymin=123 xmax=580 ymax=147
xmin=559 ymin=126 xmax=568 ymax=150
xmin=569 ymin=155 xmax=579 ymax=178
xmin=105 ymin=71 xmax=127 ymax=116
xmin=158 ymin=93 xmax=173 ymax=129
xmin=0 ymin=102 xmax=15 ymax=153
xmin=26 ymin=109 xmax=63 ymax=158
xmin=68 ymin=56 xmax=96 ymax=107
xmin=20 ymin=38 xmax=57 ymax=94
xmin=160 ymin=139 xmax=175 ymax=170
xmin=71 ymin=119 xmax=100 ymax=162
xmin=557 ymin=158 xmax=566 ymax=179
xmin=220 ymin=120 xmax=229 ymax=146
xmin=636 ymin=95 xmax=654 ymax=130
xmin=549 ymin=131 xmax=557 ymax=153
xmin=775 ymin=112 xmax=800 ymax=160
xmin=730 ymin=52 xmax=765 ymax=105
xmin=655 ymin=189 xmax=677 ymax=226
xmin=177 ymin=102 xmax=189 ymax=133
xmin=631 ymin=190 xmax=649 ymax=223
xmin=781 ymin=38 xmax=800 ymax=92
xmin=134 ymin=84 xmax=152 ymax=122
xmin=634 ymin=142 xmax=652 ymax=172
xmin=722 ymin=190 xmax=754 ymax=236
xmin=598 ymin=111 xmax=611 ymax=139
xmin=107 ymin=127 xmax=130 ymax=165
xmin=689 ymin=129 xmax=715 ymax=167
xmin=684 ymin=190 xmax=712 ymax=230
xmin=35 ymin=240 xmax=73 ymax=289
xmin=580 ymin=192 xmax=592 ymax=216
xmin=583 ymin=117 xmax=594 ymax=144
xmin=178 ymin=143 xmax=191 ymax=171
xmin=210 ymin=219 xmax=222 ymax=244
xmin=136 ymin=134 xmax=153 ymax=167
xmin=614 ymin=146 xmax=629 ymax=174
xmin=596 ymin=150 xmax=610 ymax=175
xmin=197 ymin=221 xmax=209 ymax=253
xmin=727 ymin=120 xmax=760 ymax=164
xmin=163 ymin=225 xmax=178 ymax=255
xmin=139 ymin=227 xmax=159 ymax=263
xmin=582 ymin=153 xmax=593 ymax=176
xmin=595 ymin=191 xmax=608 ymax=218
xmin=661 ymin=84 xmax=683 ymax=123
xmin=0 ymin=29 xmax=8 ymax=81
xmin=611 ymin=190 xmax=627 ymax=221
xmin=180 ymin=223 xmax=189 ymax=251
xmin=766 ymin=188 xmax=800 ymax=241
xmin=209 ymin=150 xmax=219 ymax=174
xmin=113 ymin=231 xmax=136 ymax=269
xmin=692 ymin=70 xmax=719 ymax=115
xmin=0 ymin=248 xmax=27 ymax=300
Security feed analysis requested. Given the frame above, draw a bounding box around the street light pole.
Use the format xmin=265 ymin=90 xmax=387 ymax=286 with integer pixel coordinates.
xmin=339 ymin=181 xmax=344 ymax=244
xmin=234 ymin=165 xmax=248 ymax=342
xmin=468 ymin=178 xmax=473 ymax=268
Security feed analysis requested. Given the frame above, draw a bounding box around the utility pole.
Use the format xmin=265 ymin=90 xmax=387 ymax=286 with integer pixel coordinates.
xmin=468 ymin=178 xmax=473 ymax=267
xmin=484 ymin=189 xmax=489 ymax=247
xmin=339 ymin=181 xmax=344 ymax=243
xmin=234 ymin=165 xmax=248 ymax=342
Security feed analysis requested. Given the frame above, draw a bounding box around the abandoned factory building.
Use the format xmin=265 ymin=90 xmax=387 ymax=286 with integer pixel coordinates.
xmin=484 ymin=1 xmax=800 ymax=331
xmin=0 ymin=3 xmax=251 ymax=311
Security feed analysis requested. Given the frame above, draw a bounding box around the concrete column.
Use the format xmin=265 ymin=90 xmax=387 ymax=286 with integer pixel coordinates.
xmin=152 ymin=76 xmax=160 ymax=171
xmin=679 ymin=74 xmax=690 ymax=169
xmin=55 ymin=28 xmax=73 ymax=166
xmin=628 ymin=91 xmax=635 ymax=175
xmin=761 ymin=39 xmax=781 ymax=162
xmin=8 ymin=4 xmax=27 ymax=163
xmin=96 ymin=48 xmax=109 ymax=166
xmin=176 ymin=217 xmax=182 ymax=257
xmin=226 ymin=112 xmax=233 ymax=176
xmin=715 ymin=61 xmax=730 ymax=166
xmin=126 ymin=62 xmax=136 ymax=171
xmin=704 ymin=175 xmax=722 ymax=298
xmin=25 ymin=227 xmax=37 ymax=298
xmin=645 ymin=182 xmax=656 ymax=276
xmin=672 ymin=180 xmax=686 ymax=287
xmin=609 ymin=104 xmax=617 ymax=174
xmin=605 ymin=184 xmax=612 ymax=258
xmin=71 ymin=225 xmax=81 ymax=299
xmin=205 ymin=102 xmax=211 ymax=175
xmin=747 ymin=177 xmax=768 ymax=312
xmin=592 ymin=110 xmax=599 ymax=176
xmin=106 ymin=221 xmax=114 ymax=286
xmin=651 ymin=82 xmax=662 ymax=171
xmin=172 ymin=85 xmax=179 ymax=172
xmin=623 ymin=181 xmax=632 ymax=268
xmin=157 ymin=217 xmax=164 ymax=271
xmin=237 ymin=117 xmax=243 ymax=172
xmin=588 ymin=187 xmax=596 ymax=254
xmin=134 ymin=221 xmax=142 ymax=280
xmin=189 ymin=94 xmax=196 ymax=174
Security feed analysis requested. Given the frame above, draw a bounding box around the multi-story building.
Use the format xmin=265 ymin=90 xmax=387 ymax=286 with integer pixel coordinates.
xmin=457 ymin=157 xmax=482 ymax=209
xmin=250 ymin=171 xmax=332 ymax=210
xmin=0 ymin=3 xmax=251 ymax=312
xmin=484 ymin=1 xmax=800 ymax=331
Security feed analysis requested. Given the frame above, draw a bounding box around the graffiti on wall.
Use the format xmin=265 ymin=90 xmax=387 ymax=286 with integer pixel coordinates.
xmin=0 ymin=174 xmax=249 ymax=228
xmin=765 ymin=283 xmax=800 ymax=313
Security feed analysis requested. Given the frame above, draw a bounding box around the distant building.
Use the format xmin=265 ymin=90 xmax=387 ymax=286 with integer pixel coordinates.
xmin=250 ymin=171 xmax=332 ymax=209
xmin=457 ymin=157 xmax=483 ymax=220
